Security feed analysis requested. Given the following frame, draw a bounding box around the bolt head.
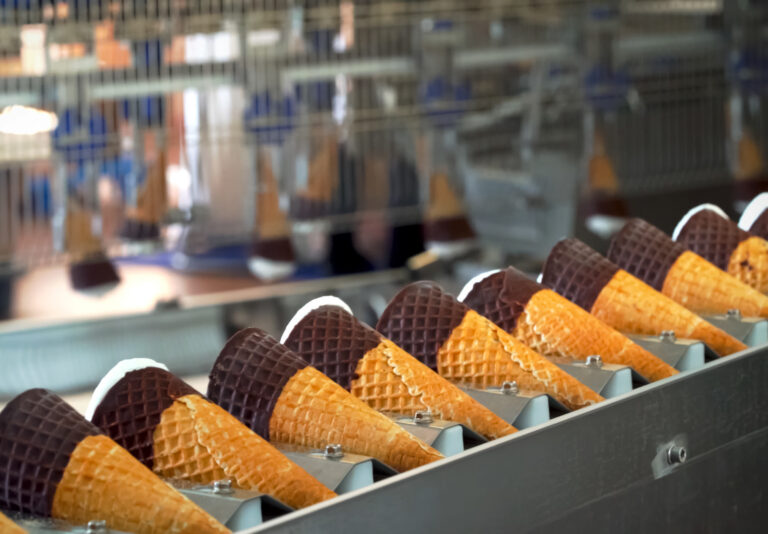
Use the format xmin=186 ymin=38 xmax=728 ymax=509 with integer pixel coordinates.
xmin=500 ymin=381 xmax=519 ymax=394
xmin=324 ymin=443 xmax=344 ymax=458
xmin=666 ymin=445 xmax=687 ymax=465
xmin=414 ymin=410 xmax=433 ymax=424
xmin=213 ymin=479 xmax=234 ymax=494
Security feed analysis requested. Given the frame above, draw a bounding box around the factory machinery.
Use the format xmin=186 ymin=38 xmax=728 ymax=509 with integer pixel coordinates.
xmin=0 ymin=1 xmax=768 ymax=532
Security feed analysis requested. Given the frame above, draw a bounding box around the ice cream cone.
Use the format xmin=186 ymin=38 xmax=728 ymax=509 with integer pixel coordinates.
xmin=88 ymin=360 xmax=335 ymax=509
xmin=541 ymin=238 xmax=747 ymax=356
xmin=0 ymin=510 xmax=24 ymax=534
xmin=279 ymin=297 xmax=516 ymax=440
xmin=290 ymin=133 xmax=338 ymax=220
xmin=121 ymin=149 xmax=166 ymax=240
xmin=66 ymin=200 xmax=120 ymax=290
xmin=376 ymin=282 xmax=604 ymax=411
xmin=673 ymin=204 xmax=768 ymax=293
xmin=208 ymin=328 xmax=444 ymax=472
xmin=425 ymin=172 xmax=476 ymax=259
xmin=739 ymin=192 xmax=768 ymax=238
xmin=609 ymin=218 xmax=768 ymax=317
xmin=0 ymin=389 xmax=227 ymax=534
xmin=459 ymin=267 xmax=677 ymax=382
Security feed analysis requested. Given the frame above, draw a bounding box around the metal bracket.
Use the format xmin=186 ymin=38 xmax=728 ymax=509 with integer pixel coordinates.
xmin=279 ymin=446 xmax=396 ymax=492
xmin=170 ymin=478 xmax=291 ymax=530
xmin=393 ymin=414 xmax=487 ymax=456
xmin=629 ymin=334 xmax=707 ymax=371
xmin=461 ymin=386 xmax=551 ymax=429
xmin=651 ymin=434 xmax=689 ymax=479
xmin=8 ymin=516 xmax=130 ymax=533
xmin=553 ymin=357 xmax=633 ymax=398
xmin=701 ymin=313 xmax=768 ymax=347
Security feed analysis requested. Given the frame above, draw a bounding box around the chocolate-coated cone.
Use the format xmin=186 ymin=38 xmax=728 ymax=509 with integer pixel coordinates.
xmin=291 ymin=134 xmax=338 ymax=219
xmin=208 ymin=328 xmax=443 ymax=472
xmin=0 ymin=389 xmax=227 ymax=534
xmin=542 ymin=238 xmax=747 ymax=356
xmin=121 ymin=150 xmax=166 ymax=240
xmin=376 ymin=282 xmax=604 ymax=411
xmin=89 ymin=363 xmax=335 ymax=509
xmin=739 ymin=193 xmax=768 ymax=238
xmin=66 ymin=201 xmax=120 ymax=290
xmin=609 ymin=218 xmax=768 ymax=317
xmin=460 ymin=268 xmax=677 ymax=382
xmin=425 ymin=172 xmax=475 ymax=247
xmin=674 ymin=205 xmax=768 ymax=293
xmin=65 ymin=200 xmax=102 ymax=258
xmin=281 ymin=302 xmax=516 ymax=440
xmin=0 ymin=510 xmax=25 ymax=534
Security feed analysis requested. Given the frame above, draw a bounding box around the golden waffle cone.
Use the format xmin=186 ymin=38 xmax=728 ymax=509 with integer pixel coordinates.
xmin=428 ymin=172 xmax=466 ymax=221
xmin=153 ymin=394 xmax=335 ymax=510
xmin=592 ymin=271 xmax=747 ymax=356
xmin=727 ymin=236 xmax=768 ymax=293
xmin=0 ymin=511 xmax=24 ymax=534
xmin=353 ymin=338 xmax=517 ymax=439
xmin=516 ymin=289 xmax=678 ymax=382
xmin=664 ymin=251 xmax=768 ymax=316
xmin=737 ymin=130 xmax=765 ymax=180
xmin=271 ymin=366 xmax=443 ymax=472
xmin=126 ymin=149 xmax=167 ymax=225
xmin=256 ymin=150 xmax=291 ymax=241
xmin=51 ymin=434 xmax=228 ymax=534
xmin=66 ymin=200 xmax=103 ymax=258
xmin=435 ymin=310 xmax=605 ymax=411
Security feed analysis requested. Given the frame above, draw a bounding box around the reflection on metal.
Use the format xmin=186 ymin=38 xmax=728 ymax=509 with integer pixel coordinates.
xmin=651 ymin=434 xmax=689 ymax=479
xmin=393 ymin=415 xmax=479 ymax=457
xmin=243 ymin=344 xmax=768 ymax=534
xmin=702 ymin=314 xmax=768 ymax=347
xmin=462 ymin=387 xmax=550 ymax=429
xmin=630 ymin=334 xmax=706 ymax=371
xmin=10 ymin=516 xmax=130 ymax=533
xmin=555 ymin=359 xmax=633 ymax=398
xmin=280 ymin=447 xmax=396 ymax=494
xmin=171 ymin=479 xmax=291 ymax=531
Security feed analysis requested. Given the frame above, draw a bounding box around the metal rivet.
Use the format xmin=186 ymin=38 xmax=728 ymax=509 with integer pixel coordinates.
xmin=413 ymin=410 xmax=433 ymax=424
xmin=212 ymin=479 xmax=233 ymax=494
xmin=659 ymin=330 xmax=677 ymax=343
xmin=324 ymin=444 xmax=344 ymax=459
xmin=500 ymin=381 xmax=519 ymax=395
xmin=585 ymin=355 xmax=603 ymax=369
xmin=666 ymin=445 xmax=687 ymax=465
xmin=86 ymin=520 xmax=107 ymax=533
xmin=727 ymin=308 xmax=742 ymax=320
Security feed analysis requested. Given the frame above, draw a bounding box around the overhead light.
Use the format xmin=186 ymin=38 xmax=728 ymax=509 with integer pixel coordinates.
xmin=0 ymin=105 xmax=58 ymax=135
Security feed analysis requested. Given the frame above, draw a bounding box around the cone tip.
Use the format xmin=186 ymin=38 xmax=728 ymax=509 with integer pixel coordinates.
xmin=86 ymin=358 xmax=169 ymax=421
xmin=672 ymin=203 xmax=730 ymax=240
xmin=280 ymin=296 xmax=353 ymax=344
xmin=738 ymin=192 xmax=768 ymax=231
xmin=457 ymin=269 xmax=501 ymax=302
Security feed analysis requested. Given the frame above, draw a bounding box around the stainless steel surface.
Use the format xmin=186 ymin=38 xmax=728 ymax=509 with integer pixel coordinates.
xmin=555 ymin=359 xmax=633 ymax=398
xmin=702 ymin=314 xmax=768 ymax=347
xmin=243 ymin=343 xmax=768 ymax=534
xmin=630 ymin=334 xmax=707 ymax=371
xmin=172 ymin=479 xmax=291 ymax=531
xmin=11 ymin=517 xmax=130 ymax=533
xmin=462 ymin=387 xmax=550 ymax=430
xmin=393 ymin=415 xmax=485 ymax=457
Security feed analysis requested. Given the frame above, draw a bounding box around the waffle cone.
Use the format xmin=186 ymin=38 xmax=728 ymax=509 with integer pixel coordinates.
xmin=428 ymin=172 xmax=466 ymax=221
xmin=516 ymin=289 xmax=677 ymax=381
xmin=663 ymin=251 xmax=768 ymax=316
xmin=51 ymin=435 xmax=228 ymax=534
xmin=153 ymin=394 xmax=335 ymax=510
xmin=271 ymin=367 xmax=443 ymax=472
xmin=727 ymin=236 xmax=768 ymax=293
xmin=592 ymin=271 xmax=747 ymax=356
xmin=0 ymin=511 xmax=24 ymax=534
xmin=65 ymin=201 xmax=102 ymax=258
xmin=256 ymin=150 xmax=291 ymax=241
xmin=353 ymin=339 xmax=516 ymax=439
xmin=437 ymin=310 xmax=604 ymax=411
xmin=127 ymin=149 xmax=167 ymax=225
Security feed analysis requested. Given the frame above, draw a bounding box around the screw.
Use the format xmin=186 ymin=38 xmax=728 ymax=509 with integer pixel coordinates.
xmin=727 ymin=308 xmax=742 ymax=320
xmin=414 ymin=410 xmax=433 ymax=424
xmin=585 ymin=355 xmax=603 ymax=369
xmin=659 ymin=330 xmax=677 ymax=343
xmin=86 ymin=520 xmax=107 ymax=533
xmin=324 ymin=444 xmax=344 ymax=459
xmin=500 ymin=381 xmax=519 ymax=395
xmin=666 ymin=445 xmax=687 ymax=465
xmin=212 ymin=479 xmax=233 ymax=494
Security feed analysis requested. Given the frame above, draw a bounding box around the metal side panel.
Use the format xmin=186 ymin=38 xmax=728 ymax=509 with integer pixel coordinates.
xmin=243 ymin=345 xmax=768 ymax=534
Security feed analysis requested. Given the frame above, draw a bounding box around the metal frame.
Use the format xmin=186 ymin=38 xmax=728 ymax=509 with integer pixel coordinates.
xmin=245 ymin=344 xmax=768 ymax=533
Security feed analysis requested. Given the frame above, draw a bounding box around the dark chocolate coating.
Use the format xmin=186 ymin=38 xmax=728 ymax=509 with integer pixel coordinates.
xmin=462 ymin=268 xmax=543 ymax=332
xmin=282 ymin=305 xmax=381 ymax=390
xmin=120 ymin=219 xmax=160 ymax=241
xmin=607 ymin=218 xmax=687 ymax=291
xmin=746 ymin=210 xmax=768 ymax=240
xmin=676 ymin=210 xmax=750 ymax=270
xmin=541 ymin=238 xmax=619 ymax=312
xmin=90 ymin=368 xmax=198 ymax=469
xmin=208 ymin=328 xmax=308 ymax=440
xmin=68 ymin=254 xmax=120 ymax=290
xmin=252 ymin=236 xmax=295 ymax=263
xmin=424 ymin=215 xmax=476 ymax=243
xmin=376 ymin=281 xmax=467 ymax=371
xmin=0 ymin=389 xmax=100 ymax=516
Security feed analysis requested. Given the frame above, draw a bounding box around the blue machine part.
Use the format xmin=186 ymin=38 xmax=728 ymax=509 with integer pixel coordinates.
xmin=584 ymin=66 xmax=630 ymax=111
xmin=422 ymin=78 xmax=471 ymax=128
xmin=244 ymin=92 xmax=296 ymax=143
xmin=731 ymin=48 xmax=768 ymax=94
xmin=121 ymin=96 xmax=165 ymax=128
xmin=52 ymin=107 xmax=109 ymax=163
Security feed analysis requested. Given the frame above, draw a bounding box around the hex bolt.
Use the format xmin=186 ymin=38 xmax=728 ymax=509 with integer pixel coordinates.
xmin=666 ymin=445 xmax=687 ymax=465
xmin=86 ymin=520 xmax=107 ymax=533
xmin=585 ymin=355 xmax=603 ymax=369
xmin=324 ymin=443 xmax=344 ymax=459
xmin=414 ymin=410 xmax=433 ymax=424
xmin=659 ymin=330 xmax=677 ymax=343
xmin=500 ymin=381 xmax=519 ymax=395
xmin=727 ymin=308 xmax=742 ymax=320
xmin=213 ymin=479 xmax=234 ymax=494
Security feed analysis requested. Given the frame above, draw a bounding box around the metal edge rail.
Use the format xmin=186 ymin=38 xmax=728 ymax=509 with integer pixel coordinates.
xmin=244 ymin=344 xmax=768 ymax=533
